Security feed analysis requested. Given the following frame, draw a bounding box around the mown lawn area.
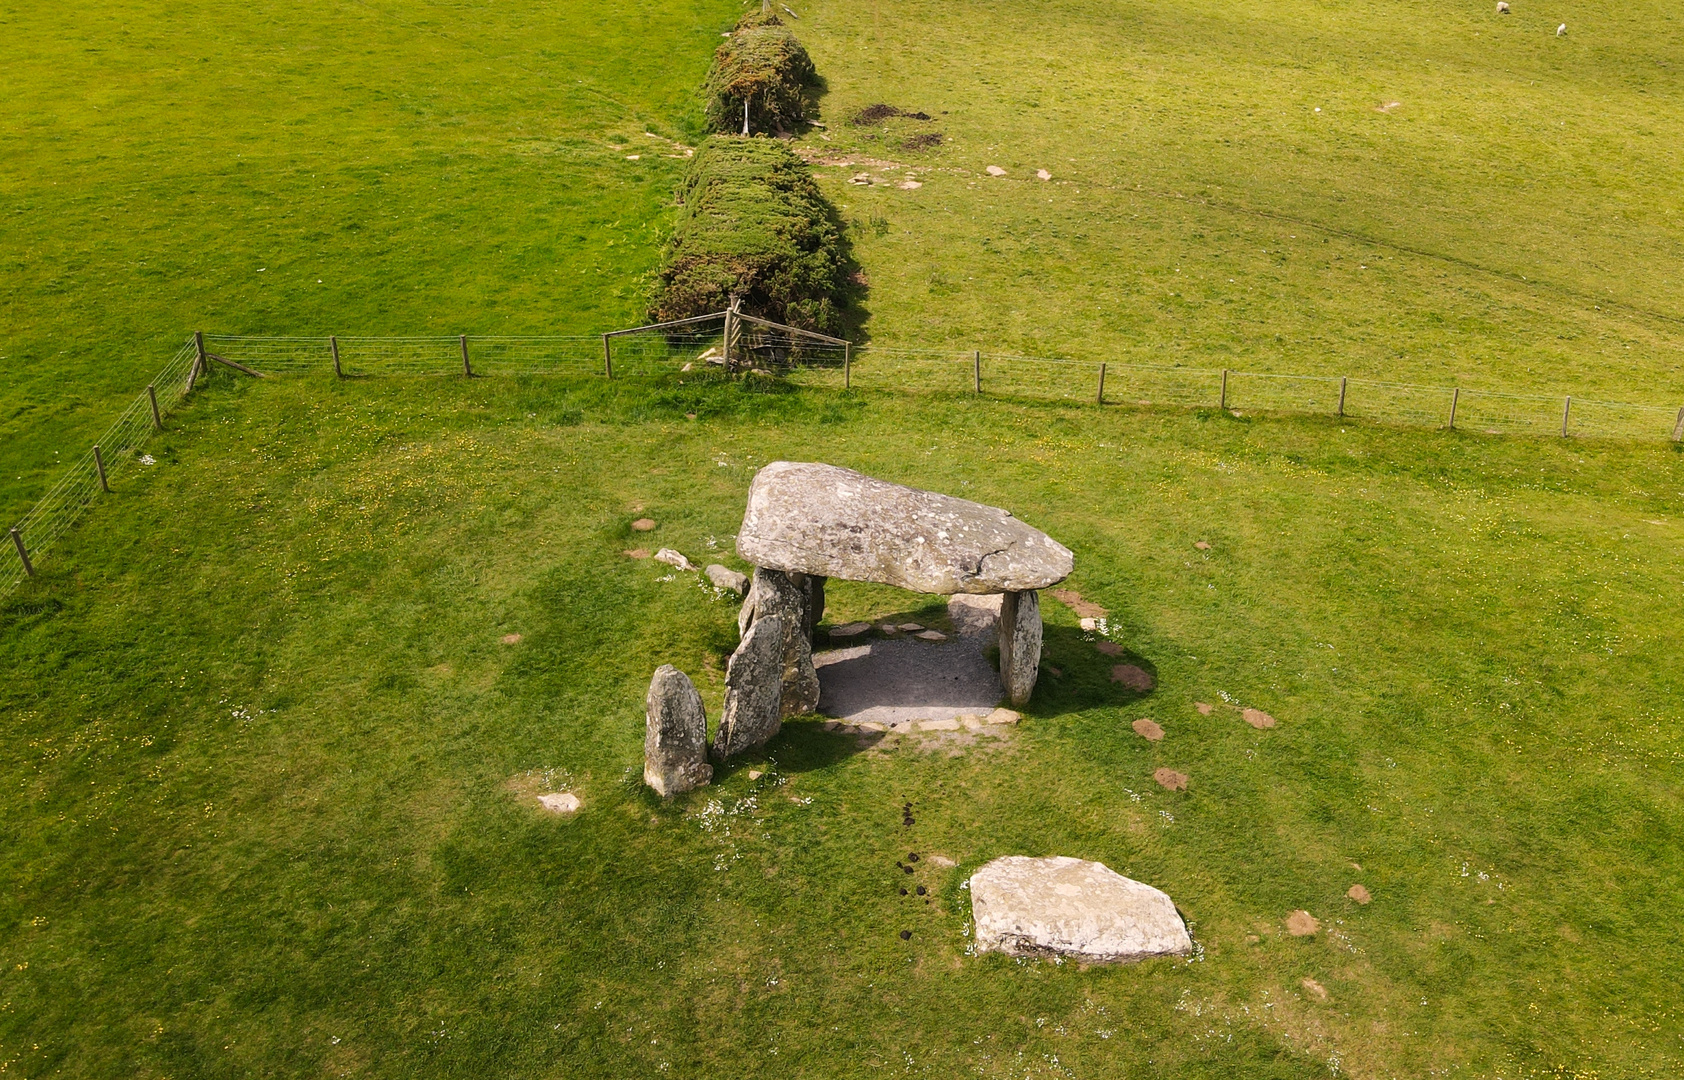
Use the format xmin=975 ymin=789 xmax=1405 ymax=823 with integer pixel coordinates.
xmin=2 ymin=368 xmax=1680 ymax=1077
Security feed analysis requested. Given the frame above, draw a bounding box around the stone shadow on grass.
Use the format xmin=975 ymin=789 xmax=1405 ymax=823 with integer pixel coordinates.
xmin=1025 ymin=624 xmax=1158 ymax=716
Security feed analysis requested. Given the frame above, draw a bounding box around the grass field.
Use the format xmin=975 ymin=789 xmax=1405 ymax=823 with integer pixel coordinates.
xmin=6 ymin=0 xmax=1684 ymax=1076
xmin=3 ymin=370 xmax=1682 ymax=1077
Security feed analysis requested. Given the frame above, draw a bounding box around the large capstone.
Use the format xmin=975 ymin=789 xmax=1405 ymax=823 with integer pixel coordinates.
xmin=713 ymin=615 xmax=787 ymax=760
xmin=739 ymin=567 xmax=821 ymax=717
xmin=997 ymin=589 xmax=1042 ymax=707
xmin=737 ymin=462 xmax=1073 ymax=595
xmin=644 ymin=665 xmax=713 ymax=796
xmin=969 ymin=856 xmax=1193 ymax=963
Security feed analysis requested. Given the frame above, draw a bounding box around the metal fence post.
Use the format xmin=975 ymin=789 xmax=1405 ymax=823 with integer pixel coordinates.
xmin=1448 ymin=387 xmax=1459 ymax=431
xmin=460 ymin=334 xmax=472 ymax=377
xmin=844 ymin=342 xmax=851 ymax=390
xmin=10 ymin=527 xmax=31 ymax=577
xmin=1561 ymin=396 xmax=1572 ymax=437
xmin=973 ymin=350 xmax=981 ymax=394
xmin=94 ymin=445 xmax=110 ymax=493
xmin=147 ymin=384 xmax=163 ymax=430
xmin=602 ymin=334 xmax=613 ymax=379
xmin=1096 ymin=362 xmax=1106 ymax=405
xmin=1220 ymin=369 xmax=1229 ymax=409
xmin=331 ymin=336 xmax=343 ymax=378
xmin=1337 ymin=376 xmax=1347 ymax=417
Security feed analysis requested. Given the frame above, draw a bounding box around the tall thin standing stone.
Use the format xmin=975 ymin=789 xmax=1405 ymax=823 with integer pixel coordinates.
xmin=644 ymin=665 xmax=713 ymax=796
xmin=998 ymin=589 xmax=1042 ymax=707
xmin=744 ymin=567 xmax=820 ymax=717
xmin=713 ymin=615 xmax=787 ymax=760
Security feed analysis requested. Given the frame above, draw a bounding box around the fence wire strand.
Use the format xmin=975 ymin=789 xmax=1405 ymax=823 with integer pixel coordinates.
xmin=6 ymin=331 xmax=1682 ymax=601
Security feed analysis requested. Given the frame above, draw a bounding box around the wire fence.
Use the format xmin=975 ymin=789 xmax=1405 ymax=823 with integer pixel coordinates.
xmin=6 ymin=328 xmax=1683 ymax=601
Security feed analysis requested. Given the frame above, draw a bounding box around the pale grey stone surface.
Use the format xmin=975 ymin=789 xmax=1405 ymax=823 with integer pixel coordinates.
xmin=655 ymin=548 xmax=694 ymax=571
xmin=713 ymin=615 xmax=788 ymax=760
xmin=947 ymin=593 xmax=1003 ymax=637
xmin=705 ymin=563 xmax=749 ymax=596
xmin=998 ymin=589 xmax=1042 ymax=707
xmin=741 ymin=568 xmax=821 ymax=717
xmin=737 ymin=462 xmax=1073 ymax=594
xmin=537 ymin=792 xmax=581 ymax=814
xmin=970 ymin=856 xmax=1193 ymax=963
xmin=644 ymin=665 xmax=713 ymax=796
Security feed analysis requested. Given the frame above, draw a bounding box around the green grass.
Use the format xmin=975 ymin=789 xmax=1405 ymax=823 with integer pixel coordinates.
xmin=3 ymin=369 xmax=1681 ymax=1077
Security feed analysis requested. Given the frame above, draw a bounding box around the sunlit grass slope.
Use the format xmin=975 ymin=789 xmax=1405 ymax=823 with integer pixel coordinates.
xmin=2 ymin=370 xmax=1680 ymax=1077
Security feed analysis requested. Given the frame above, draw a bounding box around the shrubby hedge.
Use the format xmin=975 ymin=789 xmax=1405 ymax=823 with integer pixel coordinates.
xmin=703 ymin=13 xmax=816 ymax=135
xmin=649 ymin=136 xmax=847 ymax=334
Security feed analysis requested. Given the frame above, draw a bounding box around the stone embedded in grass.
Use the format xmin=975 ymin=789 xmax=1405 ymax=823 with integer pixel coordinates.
xmin=713 ymin=615 xmax=788 ymax=760
xmin=645 ymin=665 xmax=713 ymax=796
xmin=986 ymin=707 xmax=1020 ymax=725
xmin=1195 ymin=702 xmax=1213 ymax=715
xmin=919 ymin=718 xmax=960 ymax=731
xmin=1242 ymin=708 xmax=1277 ymax=729
xmin=828 ymin=621 xmax=871 ymax=639
xmin=537 ymin=792 xmax=581 ymax=814
xmin=898 ymin=622 xmax=926 ymax=632
xmin=915 ymin=629 xmax=947 ymax=641
xmin=1111 ymin=664 xmax=1154 ymax=692
xmin=631 ymin=518 xmax=657 ymax=531
xmin=1036 ymin=169 xmax=1051 ymax=181
xmin=969 ymin=855 xmax=1193 ymax=962
xmin=1194 ymin=540 xmax=1211 ymax=550
xmin=500 ymin=633 xmax=522 ymax=645
xmin=1153 ymin=767 xmax=1188 ymax=791
xmin=655 ymin=548 xmax=694 ymax=571
xmin=705 ymin=563 xmax=749 ymax=595
xmin=1287 ymin=910 xmax=1319 ymax=936
xmin=1347 ymin=884 xmax=1372 ymax=905
xmin=985 ymin=165 xmax=1006 ymax=176
xmin=1132 ymin=718 xmax=1164 ymax=741
xmin=747 ymin=769 xmax=764 ymax=780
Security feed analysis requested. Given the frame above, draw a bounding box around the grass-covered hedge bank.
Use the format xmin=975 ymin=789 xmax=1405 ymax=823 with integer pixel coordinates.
xmin=650 ymin=136 xmax=849 ymax=334
xmin=703 ymin=12 xmax=816 ymax=135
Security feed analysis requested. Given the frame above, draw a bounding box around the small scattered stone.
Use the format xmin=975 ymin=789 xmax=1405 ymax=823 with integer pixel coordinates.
xmin=1036 ymin=168 xmax=1051 ymax=181
xmin=960 ymin=715 xmax=983 ymax=731
xmin=898 ymin=622 xmax=925 ymax=632
xmin=898 ymin=179 xmax=922 ymax=189
xmin=1132 ymin=718 xmax=1164 ymax=741
xmin=537 ymin=792 xmax=581 ymax=814
xmin=986 ymin=707 xmax=1020 ymax=725
xmin=500 ymin=633 xmax=522 ymax=644
xmin=1242 ymin=708 xmax=1277 ymax=729
xmin=900 ymin=929 xmax=912 ymax=940
xmin=920 ymin=718 xmax=961 ymax=731
xmin=823 ymin=720 xmax=842 ymax=731
xmin=915 ymin=629 xmax=947 ymax=641
xmin=1287 ymin=910 xmax=1319 ymax=936
xmin=879 ymin=623 xmax=900 ymax=635
xmin=631 ymin=518 xmax=657 ymax=531
xmin=1153 ymin=767 xmax=1188 ymax=791
xmin=1496 ymin=0 xmax=1508 ymax=11
xmin=850 ymin=172 xmax=872 ymax=184
xmin=985 ymin=165 xmax=1006 ymax=176
xmin=747 ymin=770 xmax=764 ymax=780
xmin=655 ymin=548 xmax=694 ymax=571
xmin=1195 ymin=702 xmax=1213 ymax=715
xmin=1079 ymin=617 xmax=1098 ymax=631
xmin=1194 ymin=541 xmax=1211 ymax=550
xmin=1347 ymin=884 xmax=1372 ymax=905
xmin=858 ymin=721 xmax=888 ymax=732
xmin=705 ymin=564 xmax=749 ymax=596
xmin=828 ymin=621 xmax=871 ymax=638
xmin=1095 ymin=640 xmax=1122 ymax=656
xmin=1302 ymin=977 xmax=1329 ymax=1001
xmin=625 ymin=548 xmax=651 ymax=559
xmin=1111 ymin=664 xmax=1155 ymax=692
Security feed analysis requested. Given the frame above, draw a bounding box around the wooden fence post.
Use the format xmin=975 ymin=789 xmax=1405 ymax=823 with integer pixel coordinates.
xmin=331 ymin=336 xmax=343 ymax=378
xmin=460 ymin=334 xmax=472 ymax=377
xmin=602 ymin=334 xmax=613 ymax=379
xmin=1337 ymin=376 xmax=1347 ymax=417
xmin=191 ymin=331 xmax=207 ymax=389
xmin=9 ymin=527 xmax=31 ymax=577
xmin=844 ymin=342 xmax=851 ymax=390
xmin=1096 ymin=362 xmax=1107 ymax=405
xmin=1448 ymin=387 xmax=1460 ymax=430
xmin=1673 ymin=406 xmax=1684 ymax=443
xmin=724 ymin=310 xmax=736 ymax=372
xmin=1220 ymin=369 xmax=1229 ymax=410
xmin=1561 ymin=396 xmax=1572 ymax=437
xmin=147 ymin=384 xmax=163 ymax=431
xmin=94 ymin=445 xmax=110 ymax=493
xmin=973 ymin=350 xmax=982 ymax=394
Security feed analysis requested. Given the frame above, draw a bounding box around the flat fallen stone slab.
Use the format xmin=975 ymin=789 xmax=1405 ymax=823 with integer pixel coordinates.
xmin=737 ymin=462 xmax=1073 ymax=594
xmin=970 ymin=856 xmax=1193 ymax=963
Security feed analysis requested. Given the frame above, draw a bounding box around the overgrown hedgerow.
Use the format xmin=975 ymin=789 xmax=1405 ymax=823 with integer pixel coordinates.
xmin=649 ymin=136 xmax=849 ymax=334
xmin=703 ymin=12 xmax=816 ymax=135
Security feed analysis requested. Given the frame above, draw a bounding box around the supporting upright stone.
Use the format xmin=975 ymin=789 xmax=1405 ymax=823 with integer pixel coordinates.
xmin=997 ymin=589 xmax=1042 ymax=707
xmin=801 ymin=573 xmax=826 ymax=642
xmin=713 ymin=615 xmax=787 ymax=760
xmin=742 ymin=567 xmax=821 ymax=717
xmin=644 ymin=665 xmax=713 ymax=796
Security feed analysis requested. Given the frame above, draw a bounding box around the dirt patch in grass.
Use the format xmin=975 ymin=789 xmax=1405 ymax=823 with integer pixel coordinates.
xmin=1132 ymin=718 xmax=1164 ymax=741
xmin=1347 ymin=884 xmax=1372 ymax=905
xmin=1111 ymin=664 xmax=1154 ymax=691
xmin=1050 ymin=588 xmax=1107 ymax=618
xmin=1243 ymin=707 xmax=1277 ymax=729
xmin=902 ymin=132 xmax=944 ymax=151
xmin=1287 ymin=910 xmax=1320 ymax=936
xmin=1153 ymin=767 xmax=1187 ymax=790
xmin=853 ymin=104 xmax=932 ymax=124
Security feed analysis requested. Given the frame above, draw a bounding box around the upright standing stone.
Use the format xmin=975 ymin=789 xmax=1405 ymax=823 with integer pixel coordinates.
xmin=998 ymin=589 xmax=1042 ymax=707
xmin=744 ymin=567 xmax=821 ymax=717
xmin=713 ymin=615 xmax=787 ymax=760
xmin=644 ymin=666 xmax=713 ymax=796
xmin=801 ymin=573 xmax=826 ymax=642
